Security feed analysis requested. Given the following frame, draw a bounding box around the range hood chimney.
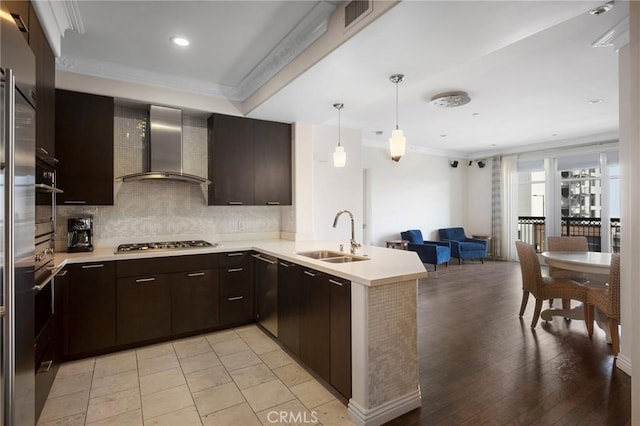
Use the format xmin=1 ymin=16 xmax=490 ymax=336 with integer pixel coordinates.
xmin=118 ymin=105 xmax=210 ymax=185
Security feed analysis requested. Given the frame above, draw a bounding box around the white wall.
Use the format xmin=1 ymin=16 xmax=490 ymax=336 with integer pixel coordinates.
xmin=362 ymin=146 xmax=473 ymax=246
xmin=466 ymin=159 xmax=493 ymax=235
xmin=312 ymin=125 xmax=363 ymax=244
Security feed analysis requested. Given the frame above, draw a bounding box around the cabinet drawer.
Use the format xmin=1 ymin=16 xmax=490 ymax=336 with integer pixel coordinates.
xmin=219 ymin=251 xmax=249 ymax=268
xmin=219 ymin=294 xmax=252 ymax=325
xmin=219 ymin=267 xmax=250 ymax=297
xmin=117 ymin=254 xmax=218 ymax=278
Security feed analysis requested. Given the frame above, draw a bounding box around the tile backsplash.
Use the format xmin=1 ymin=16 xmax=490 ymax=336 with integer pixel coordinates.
xmin=55 ymin=106 xmax=283 ymax=250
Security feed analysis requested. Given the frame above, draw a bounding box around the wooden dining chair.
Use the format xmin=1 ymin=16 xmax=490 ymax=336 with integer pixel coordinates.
xmin=547 ymin=236 xmax=589 ymax=309
xmin=584 ymin=253 xmax=620 ymax=356
xmin=515 ymin=241 xmax=587 ymax=328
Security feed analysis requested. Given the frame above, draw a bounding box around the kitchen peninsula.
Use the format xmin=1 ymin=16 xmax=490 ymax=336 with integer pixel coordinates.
xmin=54 ymin=239 xmax=426 ymax=426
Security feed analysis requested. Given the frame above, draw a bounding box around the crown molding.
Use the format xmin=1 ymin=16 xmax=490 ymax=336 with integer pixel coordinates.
xmin=31 ymin=0 xmax=85 ymax=57
xmin=54 ymin=1 xmax=335 ymax=102
xmin=232 ymin=1 xmax=336 ymax=100
xmin=56 ymin=55 xmax=235 ymax=99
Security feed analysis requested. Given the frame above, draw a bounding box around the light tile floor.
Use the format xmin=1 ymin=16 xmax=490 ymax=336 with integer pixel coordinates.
xmin=38 ymin=325 xmax=355 ymax=426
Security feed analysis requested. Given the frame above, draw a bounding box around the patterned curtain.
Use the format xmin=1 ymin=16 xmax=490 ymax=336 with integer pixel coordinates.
xmin=491 ymin=155 xmax=503 ymax=259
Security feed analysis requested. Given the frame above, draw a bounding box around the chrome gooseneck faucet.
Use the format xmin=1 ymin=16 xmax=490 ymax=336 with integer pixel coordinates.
xmin=332 ymin=210 xmax=361 ymax=254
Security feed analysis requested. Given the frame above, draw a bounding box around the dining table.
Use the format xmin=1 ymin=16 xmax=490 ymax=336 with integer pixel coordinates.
xmin=539 ymin=251 xmax=612 ymax=333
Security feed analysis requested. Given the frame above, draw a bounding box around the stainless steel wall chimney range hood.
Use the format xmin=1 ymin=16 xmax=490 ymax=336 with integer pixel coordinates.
xmin=118 ymin=105 xmax=210 ymax=185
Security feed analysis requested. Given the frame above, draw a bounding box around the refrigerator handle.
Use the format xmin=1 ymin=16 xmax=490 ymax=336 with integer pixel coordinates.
xmin=2 ymin=68 xmax=17 ymax=425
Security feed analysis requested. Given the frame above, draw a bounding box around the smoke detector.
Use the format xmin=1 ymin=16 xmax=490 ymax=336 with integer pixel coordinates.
xmin=430 ymin=91 xmax=471 ymax=108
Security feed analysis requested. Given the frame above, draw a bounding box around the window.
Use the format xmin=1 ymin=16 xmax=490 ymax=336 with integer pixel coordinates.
xmin=560 ymin=168 xmax=601 ymax=218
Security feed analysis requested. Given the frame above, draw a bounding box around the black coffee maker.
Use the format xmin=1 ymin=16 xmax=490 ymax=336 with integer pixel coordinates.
xmin=67 ymin=215 xmax=94 ymax=252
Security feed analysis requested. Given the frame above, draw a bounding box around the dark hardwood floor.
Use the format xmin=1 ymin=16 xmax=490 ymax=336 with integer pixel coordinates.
xmin=387 ymin=260 xmax=631 ymax=425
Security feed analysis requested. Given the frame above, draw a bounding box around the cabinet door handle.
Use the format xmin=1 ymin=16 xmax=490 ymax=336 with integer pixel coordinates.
xmin=227 ymin=268 xmax=243 ymax=273
xmin=228 ymin=201 xmax=243 ymax=205
xmin=56 ymin=270 xmax=68 ymax=277
xmin=266 ymin=201 xmax=280 ymax=205
xmin=188 ymin=272 xmax=205 ymax=277
xmin=65 ymin=200 xmax=86 ymax=204
xmin=227 ymin=253 xmax=243 ymax=257
xmin=329 ymin=279 xmax=343 ymax=287
xmin=135 ymin=277 xmax=156 ymax=283
xmin=37 ymin=360 xmax=53 ymax=374
xmin=251 ymin=254 xmax=276 ymax=264
xmin=279 ymin=262 xmax=290 ymax=267
xmin=38 ymin=147 xmax=49 ymax=156
xmin=227 ymin=296 xmax=244 ymax=301
xmin=303 ymin=271 xmax=316 ymax=277
xmin=82 ymin=264 xmax=104 ymax=269
xmin=10 ymin=13 xmax=28 ymax=33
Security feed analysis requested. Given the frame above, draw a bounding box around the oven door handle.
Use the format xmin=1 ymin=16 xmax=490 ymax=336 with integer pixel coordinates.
xmin=33 ymin=269 xmax=55 ymax=293
xmin=34 ymin=183 xmax=64 ymax=194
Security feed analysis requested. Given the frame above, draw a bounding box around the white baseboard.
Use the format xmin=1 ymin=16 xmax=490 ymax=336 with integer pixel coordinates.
xmin=348 ymin=388 xmax=421 ymax=426
xmin=616 ymin=353 xmax=632 ymax=376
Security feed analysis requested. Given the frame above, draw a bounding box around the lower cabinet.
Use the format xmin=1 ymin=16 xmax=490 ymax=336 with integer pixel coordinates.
xmin=65 ymin=262 xmax=116 ymax=358
xmin=277 ymin=260 xmax=301 ymax=356
xmin=171 ymin=269 xmax=219 ymax=334
xmin=219 ymin=254 xmax=252 ymax=326
xmin=117 ymin=274 xmax=171 ymax=345
xmin=288 ymin=264 xmax=352 ymax=399
xmin=329 ymin=276 xmax=352 ymax=398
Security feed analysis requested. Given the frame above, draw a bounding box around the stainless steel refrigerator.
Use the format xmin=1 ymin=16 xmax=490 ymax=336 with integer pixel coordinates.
xmin=1 ymin=3 xmax=37 ymax=425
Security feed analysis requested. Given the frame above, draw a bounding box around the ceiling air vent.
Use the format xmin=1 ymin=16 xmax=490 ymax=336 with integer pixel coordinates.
xmin=344 ymin=0 xmax=372 ymax=30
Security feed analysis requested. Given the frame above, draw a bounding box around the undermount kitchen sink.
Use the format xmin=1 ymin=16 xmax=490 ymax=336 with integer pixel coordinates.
xmin=296 ymin=250 xmax=370 ymax=263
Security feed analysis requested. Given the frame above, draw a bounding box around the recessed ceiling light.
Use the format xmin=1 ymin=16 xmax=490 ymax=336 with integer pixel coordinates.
xmin=491 ymin=144 xmax=497 ymax=147
xmin=440 ymin=134 xmax=447 ymax=138
xmin=472 ymin=112 xmax=479 ymax=116
xmin=171 ymin=36 xmax=190 ymax=47
xmin=552 ymin=133 xmax=558 ymax=137
xmin=588 ymin=99 xmax=603 ymax=105
xmin=589 ymin=1 xmax=614 ymax=16
xmin=374 ymin=130 xmax=384 ymax=136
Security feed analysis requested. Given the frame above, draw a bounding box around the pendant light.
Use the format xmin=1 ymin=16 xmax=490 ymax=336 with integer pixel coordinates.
xmin=389 ymin=74 xmax=406 ymax=162
xmin=333 ymin=103 xmax=346 ymax=167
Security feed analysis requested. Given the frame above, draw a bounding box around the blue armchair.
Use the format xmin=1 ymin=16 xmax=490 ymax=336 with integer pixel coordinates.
xmin=438 ymin=227 xmax=488 ymax=264
xmin=401 ymin=230 xmax=451 ymax=270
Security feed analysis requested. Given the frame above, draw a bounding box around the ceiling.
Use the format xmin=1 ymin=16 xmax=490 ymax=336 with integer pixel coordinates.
xmin=55 ymin=0 xmax=627 ymax=158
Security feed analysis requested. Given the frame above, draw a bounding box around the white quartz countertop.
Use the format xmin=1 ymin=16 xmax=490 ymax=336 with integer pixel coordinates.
xmin=53 ymin=239 xmax=427 ymax=286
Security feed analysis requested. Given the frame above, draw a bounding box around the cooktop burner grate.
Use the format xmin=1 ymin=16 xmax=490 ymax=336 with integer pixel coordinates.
xmin=115 ymin=240 xmax=217 ymax=253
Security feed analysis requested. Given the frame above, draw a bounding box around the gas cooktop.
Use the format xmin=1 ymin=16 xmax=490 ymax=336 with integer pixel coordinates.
xmin=115 ymin=240 xmax=218 ymax=254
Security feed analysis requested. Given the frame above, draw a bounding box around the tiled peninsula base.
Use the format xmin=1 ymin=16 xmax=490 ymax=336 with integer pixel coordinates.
xmin=349 ymin=279 xmax=420 ymax=426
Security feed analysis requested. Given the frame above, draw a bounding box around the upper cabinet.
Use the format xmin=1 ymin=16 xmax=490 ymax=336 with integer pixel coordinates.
xmin=55 ymin=89 xmax=114 ymax=205
xmin=208 ymin=113 xmax=292 ymax=206
xmin=254 ymin=119 xmax=292 ymax=206
xmin=29 ymin=6 xmax=56 ymax=165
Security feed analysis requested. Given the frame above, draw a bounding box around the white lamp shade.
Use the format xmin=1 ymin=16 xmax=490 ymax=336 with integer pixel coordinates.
xmin=389 ymin=129 xmax=406 ymax=161
xmin=333 ymin=145 xmax=346 ymax=167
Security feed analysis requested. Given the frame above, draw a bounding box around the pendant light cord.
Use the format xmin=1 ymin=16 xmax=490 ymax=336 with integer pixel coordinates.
xmin=395 ymin=81 xmax=399 ymax=130
xmin=338 ymin=107 xmax=341 ymax=147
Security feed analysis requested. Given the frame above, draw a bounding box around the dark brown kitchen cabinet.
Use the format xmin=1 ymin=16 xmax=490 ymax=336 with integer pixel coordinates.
xmin=207 ymin=113 xmax=291 ymax=206
xmin=330 ymin=276 xmax=352 ymax=398
xmin=56 ymin=89 xmax=114 ymax=205
xmin=117 ymin=274 xmax=171 ymax=345
xmin=208 ymin=114 xmax=254 ymax=205
xmin=219 ymin=252 xmax=253 ymax=326
xmin=64 ymin=262 xmax=116 ymax=358
xmin=171 ymin=269 xmax=219 ymax=335
xmin=254 ymin=119 xmax=292 ymax=205
xmin=29 ymin=4 xmax=56 ymax=165
xmin=277 ymin=260 xmax=301 ymax=356
xmin=35 ymin=268 xmax=67 ymax=421
xmin=299 ymin=269 xmax=331 ymax=383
